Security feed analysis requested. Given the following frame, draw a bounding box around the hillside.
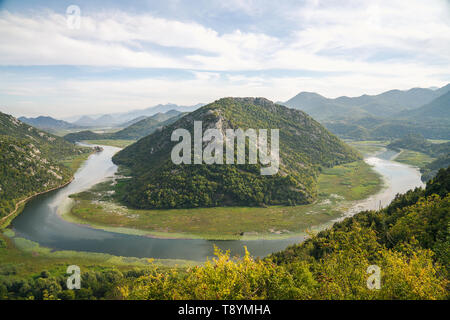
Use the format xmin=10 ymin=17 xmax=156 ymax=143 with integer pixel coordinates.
xmin=112 ymin=97 xmax=361 ymax=209
xmin=0 ymin=112 xmax=89 ymax=219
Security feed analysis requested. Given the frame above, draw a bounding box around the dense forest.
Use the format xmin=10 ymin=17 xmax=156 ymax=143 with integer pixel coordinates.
xmin=113 ymin=97 xmax=361 ymax=209
xmin=0 ymin=112 xmax=89 ymax=220
xmin=1 ymin=166 xmax=448 ymax=300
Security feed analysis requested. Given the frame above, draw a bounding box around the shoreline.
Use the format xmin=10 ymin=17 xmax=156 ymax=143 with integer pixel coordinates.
xmin=0 ymin=177 xmax=75 ymax=228
xmin=58 ymin=147 xmax=386 ymax=241
xmin=0 ymin=149 xmax=96 ymax=229
xmin=60 ymin=162 xmax=382 ymax=241
xmin=19 ymin=144 xmax=417 ymax=243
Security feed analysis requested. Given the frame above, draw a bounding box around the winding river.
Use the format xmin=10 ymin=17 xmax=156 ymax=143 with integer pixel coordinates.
xmin=9 ymin=146 xmax=424 ymax=261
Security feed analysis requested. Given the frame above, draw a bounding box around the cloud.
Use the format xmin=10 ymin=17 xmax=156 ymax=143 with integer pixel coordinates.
xmin=0 ymin=0 xmax=449 ymax=117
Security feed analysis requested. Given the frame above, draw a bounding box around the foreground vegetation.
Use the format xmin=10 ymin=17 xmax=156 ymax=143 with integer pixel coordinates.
xmin=0 ymin=229 xmax=195 ymax=300
xmin=0 ymin=168 xmax=447 ymax=300
xmin=67 ymin=160 xmax=381 ymax=239
xmin=119 ymin=167 xmax=449 ymax=300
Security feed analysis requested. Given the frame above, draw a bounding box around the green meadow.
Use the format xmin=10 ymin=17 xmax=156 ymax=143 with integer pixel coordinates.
xmin=394 ymin=150 xmax=435 ymax=168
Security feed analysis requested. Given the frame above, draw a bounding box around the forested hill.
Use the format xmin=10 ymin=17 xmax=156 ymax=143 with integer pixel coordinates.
xmin=112 ymin=97 xmax=361 ymax=209
xmin=0 ymin=112 xmax=89 ymax=220
xmin=264 ymin=166 xmax=449 ymax=299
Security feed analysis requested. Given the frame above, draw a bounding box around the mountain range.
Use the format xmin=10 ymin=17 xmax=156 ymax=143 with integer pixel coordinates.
xmin=281 ymin=84 xmax=450 ymax=140
xmin=64 ymin=110 xmax=185 ymax=142
xmin=18 ymin=116 xmax=83 ymax=132
xmin=64 ymin=103 xmax=204 ymax=127
xmin=283 ymin=84 xmax=450 ymax=121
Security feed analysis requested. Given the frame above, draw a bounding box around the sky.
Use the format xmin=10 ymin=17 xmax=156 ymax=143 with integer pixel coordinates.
xmin=0 ymin=0 xmax=449 ymax=118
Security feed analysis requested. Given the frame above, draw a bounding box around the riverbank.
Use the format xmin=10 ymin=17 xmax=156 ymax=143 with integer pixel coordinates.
xmin=0 ymin=178 xmax=75 ymax=229
xmin=8 ymin=143 xmax=425 ymax=260
xmin=64 ymin=159 xmax=383 ymax=240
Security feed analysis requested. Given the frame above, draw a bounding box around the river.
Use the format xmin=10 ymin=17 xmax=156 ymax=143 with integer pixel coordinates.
xmin=9 ymin=146 xmax=424 ymax=261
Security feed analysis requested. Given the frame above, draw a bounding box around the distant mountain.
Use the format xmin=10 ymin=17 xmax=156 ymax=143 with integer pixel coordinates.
xmin=111 ymin=111 xmax=185 ymax=140
xmin=73 ymin=115 xmax=98 ymax=127
xmin=283 ymin=84 xmax=450 ymax=121
xmin=112 ymin=97 xmax=360 ymax=209
xmin=283 ymin=92 xmax=370 ymax=121
xmin=398 ymin=90 xmax=450 ymax=122
xmin=283 ymin=84 xmax=450 ymax=140
xmin=0 ymin=112 xmax=89 ymax=219
xmin=64 ymin=110 xmax=186 ymax=142
xmin=95 ymin=114 xmax=118 ymax=126
xmin=18 ymin=116 xmax=81 ymax=131
xmin=111 ymin=103 xmax=202 ymax=124
xmin=66 ymin=103 xmax=203 ymax=127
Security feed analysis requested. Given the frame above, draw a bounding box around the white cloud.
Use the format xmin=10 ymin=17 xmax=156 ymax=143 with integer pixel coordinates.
xmin=0 ymin=0 xmax=449 ymax=117
xmin=0 ymin=69 xmax=446 ymax=118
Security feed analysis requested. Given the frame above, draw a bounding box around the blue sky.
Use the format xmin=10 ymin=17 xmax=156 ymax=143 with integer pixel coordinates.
xmin=0 ymin=0 xmax=449 ymax=117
